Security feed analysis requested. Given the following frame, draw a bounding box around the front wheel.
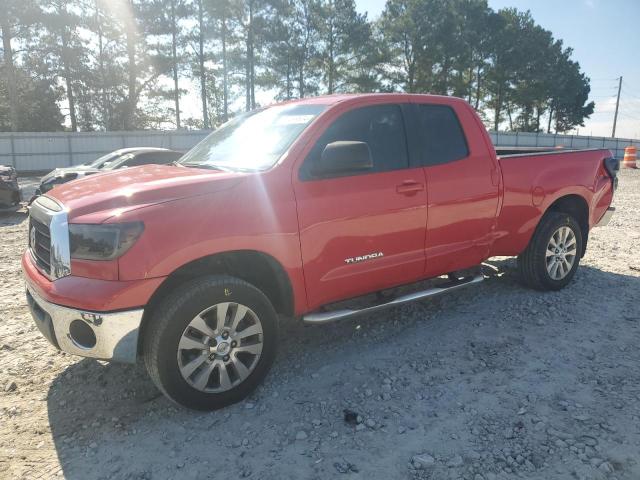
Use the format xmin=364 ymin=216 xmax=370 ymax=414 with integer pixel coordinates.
xmin=143 ymin=275 xmax=278 ymax=410
xmin=517 ymin=211 xmax=583 ymax=291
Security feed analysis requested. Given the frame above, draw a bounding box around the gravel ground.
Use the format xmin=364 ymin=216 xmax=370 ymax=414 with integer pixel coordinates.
xmin=1 ymin=170 xmax=639 ymax=480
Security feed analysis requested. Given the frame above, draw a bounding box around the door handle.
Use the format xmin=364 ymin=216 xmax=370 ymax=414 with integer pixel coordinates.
xmin=396 ymin=181 xmax=424 ymax=195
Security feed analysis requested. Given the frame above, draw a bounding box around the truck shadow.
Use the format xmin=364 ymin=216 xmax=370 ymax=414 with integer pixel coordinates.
xmin=44 ymin=260 xmax=639 ymax=479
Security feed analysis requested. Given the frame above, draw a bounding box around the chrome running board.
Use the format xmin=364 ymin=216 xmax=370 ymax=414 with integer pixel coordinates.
xmin=303 ymin=272 xmax=484 ymax=324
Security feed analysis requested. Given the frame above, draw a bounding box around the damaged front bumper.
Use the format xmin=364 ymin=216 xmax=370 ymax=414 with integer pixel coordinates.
xmin=25 ymin=282 xmax=144 ymax=364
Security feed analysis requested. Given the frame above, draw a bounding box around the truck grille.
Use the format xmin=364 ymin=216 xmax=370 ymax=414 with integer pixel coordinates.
xmin=29 ymin=196 xmax=71 ymax=280
xmin=30 ymin=217 xmax=52 ymax=275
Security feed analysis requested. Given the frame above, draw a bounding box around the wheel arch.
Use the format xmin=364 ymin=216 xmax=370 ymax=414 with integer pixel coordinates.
xmin=543 ymin=194 xmax=590 ymax=257
xmin=138 ymin=250 xmax=294 ymax=356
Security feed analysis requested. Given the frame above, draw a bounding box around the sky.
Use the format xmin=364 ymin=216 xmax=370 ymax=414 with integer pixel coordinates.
xmin=354 ymin=0 xmax=640 ymax=139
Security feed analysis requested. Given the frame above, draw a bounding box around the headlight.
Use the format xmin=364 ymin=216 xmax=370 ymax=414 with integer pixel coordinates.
xmin=69 ymin=222 xmax=144 ymax=260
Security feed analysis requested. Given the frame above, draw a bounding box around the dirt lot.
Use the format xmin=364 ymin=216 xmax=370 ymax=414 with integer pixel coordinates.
xmin=1 ymin=171 xmax=639 ymax=480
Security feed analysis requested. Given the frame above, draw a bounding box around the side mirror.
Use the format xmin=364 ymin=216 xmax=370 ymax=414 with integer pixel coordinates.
xmin=311 ymin=141 xmax=373 ymax=177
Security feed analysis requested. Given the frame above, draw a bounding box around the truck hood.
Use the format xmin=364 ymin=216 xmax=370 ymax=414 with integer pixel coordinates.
xmin=47 ymin=164 xmax=245 ymax=222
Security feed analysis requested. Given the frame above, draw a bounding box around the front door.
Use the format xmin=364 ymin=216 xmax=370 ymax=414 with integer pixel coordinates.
xmin=293 ymin=103 xmax=428 ymax=310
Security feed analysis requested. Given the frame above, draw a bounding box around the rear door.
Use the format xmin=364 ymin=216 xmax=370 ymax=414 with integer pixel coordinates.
xmin=408 ymin=100 xmax=500 ymax=277
xmin=293 ymin=102 xmax=428 ymax=310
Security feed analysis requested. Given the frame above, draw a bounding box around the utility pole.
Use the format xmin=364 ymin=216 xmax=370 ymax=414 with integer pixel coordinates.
xmin=612 ymin=76 xmax=622 ymax=138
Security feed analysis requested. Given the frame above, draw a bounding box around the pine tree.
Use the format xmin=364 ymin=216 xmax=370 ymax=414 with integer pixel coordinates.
xmin=39 ymin=0 xmax=88 ymax=131
xmin=139 ymin=0 xmax=191 ymax=128
xmin=0 ymin=0 xmax=598 ymax=133
xmin=192 ymin=0 xmax=210 ymax=128
xmin=319 ymin=0 xmax=377 ymax=94
xmin=1 ymin=1 xmax=37 ymax=131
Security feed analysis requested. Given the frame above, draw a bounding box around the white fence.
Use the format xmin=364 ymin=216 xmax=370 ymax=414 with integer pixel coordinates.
xmin=0 ymin=129 xmax=637 ymax=172
xmin=0 ymin=130 xmax=210 ymax=172
xmin=489 ymin=131 xmax=637 ymax=161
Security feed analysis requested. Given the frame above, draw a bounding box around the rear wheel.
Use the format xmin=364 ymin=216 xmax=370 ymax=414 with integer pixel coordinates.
xmin=517 ymin=212 xmax=583 ymax=291
xmin=143 ymin=275 xmax=278 ymax=410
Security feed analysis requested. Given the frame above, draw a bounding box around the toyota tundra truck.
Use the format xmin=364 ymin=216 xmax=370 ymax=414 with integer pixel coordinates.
xmin=22 ymin=94 xmax=618 ymax=410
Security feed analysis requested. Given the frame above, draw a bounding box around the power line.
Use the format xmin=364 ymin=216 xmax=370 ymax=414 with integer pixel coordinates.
xmin=621 ymin=89 xmax=640 ymax=102
xmin=590 ymin=86 xmax=618 ymax=91
xmin=621 ymin=80 xmax=640 ymax=95
xmin=619 ymin=112 xmax=640 ymax=121
xmin=618 ymin=101 xmax=640 ymax=113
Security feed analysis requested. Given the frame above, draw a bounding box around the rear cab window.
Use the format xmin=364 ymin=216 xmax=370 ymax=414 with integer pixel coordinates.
xmin=301 ymin=104 xmax=409 ymax=180
xmin=413 ymin=104 xmax=469 ymax=166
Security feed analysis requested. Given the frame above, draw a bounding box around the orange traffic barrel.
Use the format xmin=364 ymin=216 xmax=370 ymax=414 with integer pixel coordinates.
xmin=623 ymin=146 xmax=637 ymax=169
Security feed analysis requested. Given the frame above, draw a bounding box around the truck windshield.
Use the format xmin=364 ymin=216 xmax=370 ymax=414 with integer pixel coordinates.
xmin=178 ymin=104 xmax=326 ymax=171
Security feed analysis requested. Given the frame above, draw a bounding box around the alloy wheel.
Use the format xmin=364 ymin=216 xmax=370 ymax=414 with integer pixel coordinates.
xmin=176 ymin=302 xmax=263 ymax=393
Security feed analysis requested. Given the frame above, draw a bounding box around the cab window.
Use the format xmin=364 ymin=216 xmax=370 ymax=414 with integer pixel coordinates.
xmin=415 ymin=104 xmax=469 ymax=166
xmin=301 ymin=104 xmax=409 ymax=180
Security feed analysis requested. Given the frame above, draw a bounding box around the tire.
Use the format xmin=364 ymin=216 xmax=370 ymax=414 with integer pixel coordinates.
xmin=143 ymin=275 xmax=278 ymax=411
xmin=517 ymin=211 xmax=583 ymax=291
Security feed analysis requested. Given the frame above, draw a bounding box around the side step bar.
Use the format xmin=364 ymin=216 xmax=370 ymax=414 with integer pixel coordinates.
xmin=303 ymin=272 xmax=484 ymax=324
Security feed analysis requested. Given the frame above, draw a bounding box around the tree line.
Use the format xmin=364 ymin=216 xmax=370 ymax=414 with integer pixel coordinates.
xmin=0 ymin=0 xmax=595 ymax=133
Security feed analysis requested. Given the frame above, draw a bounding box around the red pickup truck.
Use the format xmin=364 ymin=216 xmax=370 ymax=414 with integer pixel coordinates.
xmin=23 ymin=94 xmax=617 ymax=410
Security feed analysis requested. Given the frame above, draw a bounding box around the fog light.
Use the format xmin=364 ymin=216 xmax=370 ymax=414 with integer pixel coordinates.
xmin=69 ymin=320 xmax=97 ymax=349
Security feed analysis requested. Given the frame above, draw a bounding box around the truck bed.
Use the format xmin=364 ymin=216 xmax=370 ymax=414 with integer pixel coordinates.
xmin=497 ymin=147 xmax=608 ymax=159
xmin=490 ymin=148 xmax=614 ymax=257
xmin=495 ymin=146 xmax=565 ymax=156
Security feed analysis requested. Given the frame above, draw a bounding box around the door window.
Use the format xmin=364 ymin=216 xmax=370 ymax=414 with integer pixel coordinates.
xmin=415 ymin=104 xmax=469 ymax=166
xmin=301 ymin=104 xmax=409 ymax=180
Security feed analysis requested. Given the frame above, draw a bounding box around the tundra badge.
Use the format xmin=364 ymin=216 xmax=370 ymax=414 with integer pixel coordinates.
xmin=344 ymin=252 xmax=384 ymax=264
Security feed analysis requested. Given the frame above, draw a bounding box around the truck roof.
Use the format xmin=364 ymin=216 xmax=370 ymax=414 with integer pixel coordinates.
xmin=276 ymin=93 xmax=466 ymax=107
